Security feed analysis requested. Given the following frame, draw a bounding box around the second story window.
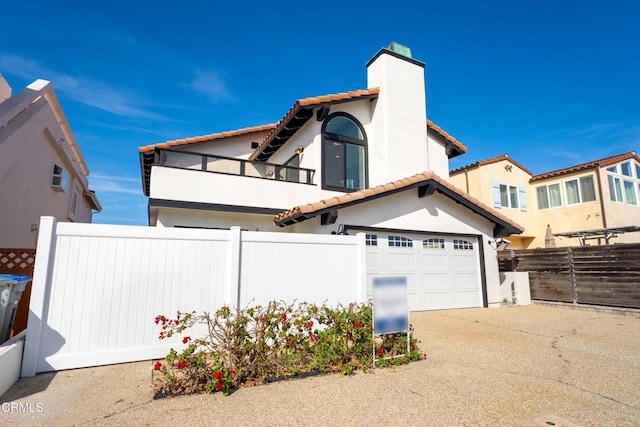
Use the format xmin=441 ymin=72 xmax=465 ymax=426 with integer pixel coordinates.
xmin=322 ymin=113 xmax=367 ymax=192
xmin=607 ymin=161 xmax=640 ymax=206
xmin=51 ymin=164 xmax=68 ymax=192
xmin=565 ymin=176 xmax=596 ymax=205
xmin=536 ymin=183 xmax=562 ymax=210
xmin=492 ymin=182 xmax=526 ymax=210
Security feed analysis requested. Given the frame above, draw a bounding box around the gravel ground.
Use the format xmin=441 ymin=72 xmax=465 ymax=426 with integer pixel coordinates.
xmin=1 ymin=304 xmax=639 ymax=426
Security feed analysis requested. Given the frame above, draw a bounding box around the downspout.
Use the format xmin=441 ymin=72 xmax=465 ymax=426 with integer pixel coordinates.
xmin=594 ymin=164 xmax=608 ymax=233
xmin=464 ymin=166 xmax=469 ymax=194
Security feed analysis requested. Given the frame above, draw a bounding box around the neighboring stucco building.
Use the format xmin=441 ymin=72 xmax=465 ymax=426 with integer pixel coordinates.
xmin=449 ymin=152 xmax=640 ymax=248
xmin=138 ymin=44 xmax=524 ymax=312
xmin=0 ymin=75 xmax=101 ymax=248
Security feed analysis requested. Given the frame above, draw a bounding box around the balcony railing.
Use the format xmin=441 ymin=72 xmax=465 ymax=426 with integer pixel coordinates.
xmin=157 ymin=149 xmax=315 ymax=185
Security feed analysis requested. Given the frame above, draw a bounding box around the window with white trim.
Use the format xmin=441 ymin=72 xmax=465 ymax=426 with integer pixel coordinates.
xmin=492 ymin=182 xmax=526 ymax=210
xmin=423 ymin=238 xmax=445 ymax=249
xmin=388 ymin=236 xmax=413 ymax=248
xmin=365 ymin=234 xmax=378 ymax=246
xmin=51 ymin=164 xmax=68 ymax=192
xmin=607 ymin=160 xmax=640 ymax=206
xmin=565 ymin=176 xmax=596 ymax=205
xmin=536 ymin=183 xmax=562 ymax=209
xmin=453 ymin=239 xmax=473 ymax=250
xmin=70 ymin=189 xmax=79 ymax=217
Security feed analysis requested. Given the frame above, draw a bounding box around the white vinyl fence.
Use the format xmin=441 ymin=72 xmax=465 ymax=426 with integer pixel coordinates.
xmin=22 ymin=217 xmax=366 ymax=376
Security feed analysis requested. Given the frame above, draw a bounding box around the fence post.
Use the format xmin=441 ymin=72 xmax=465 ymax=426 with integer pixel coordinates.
xmin=355 ymin=233 xmax=367 ymax=303
xmin=226 ymin=226 xmax=242 ymax=308
xmin=567 ymin=247 xmax=577 ymax=304
xmin=22 ymin=216 xmax=57 ymax=377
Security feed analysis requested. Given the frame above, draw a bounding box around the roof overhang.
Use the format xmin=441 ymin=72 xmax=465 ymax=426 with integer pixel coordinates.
xmin=249 ymin=88 xmax=380 ymax=162
xmin=273 ymin=171 xmax=523 ymax=238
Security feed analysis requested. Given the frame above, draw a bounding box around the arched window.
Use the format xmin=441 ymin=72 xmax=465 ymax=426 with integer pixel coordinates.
xmin=322 ymin=113 xmax=367 ymax=191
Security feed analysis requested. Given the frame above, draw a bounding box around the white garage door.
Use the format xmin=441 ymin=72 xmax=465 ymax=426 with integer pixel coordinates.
xmin=364 ymin=232 xmax=483 ymax=311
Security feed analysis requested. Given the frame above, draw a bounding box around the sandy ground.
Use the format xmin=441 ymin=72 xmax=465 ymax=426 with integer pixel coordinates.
xmin=1 ymin=304 xmax=639 ymax=426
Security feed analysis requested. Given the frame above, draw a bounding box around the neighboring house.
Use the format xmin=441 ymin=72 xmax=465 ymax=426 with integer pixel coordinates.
xmin=0 ymin=75 xmax=101 ymax=248
xmin=449 ymin=152 xmax=640 ymax=248
xmin=139 ymin=43 xmax=523 ymax=311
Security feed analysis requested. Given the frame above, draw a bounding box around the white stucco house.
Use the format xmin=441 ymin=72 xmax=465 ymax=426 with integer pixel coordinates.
xmin=139 ymin=43 xmax=523 ymax=311
xmin=0 ymin=75 xmax=101 ymax=248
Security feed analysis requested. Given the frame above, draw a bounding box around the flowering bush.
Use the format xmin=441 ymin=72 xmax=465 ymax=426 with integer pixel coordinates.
xmin=153 ymin=301 xmax=423 ymax=396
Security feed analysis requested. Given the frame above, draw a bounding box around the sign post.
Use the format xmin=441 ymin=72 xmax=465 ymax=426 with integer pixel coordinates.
xmin=372 ymin=276 xmax=410 ymax=365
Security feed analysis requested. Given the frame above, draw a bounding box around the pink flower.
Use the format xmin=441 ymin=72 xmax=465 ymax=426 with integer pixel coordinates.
xmin=280 ymin=313 xmax=287 ymax=321
xmin=177 ymin=360 xmax=188 ymax=369
xmin=309 ymin=333 xmax=319 ymax=341
xmin=307 ymin=320 xmax=314 ymax=328
xmin=213 ymin=371 xmax=224 ymax=380
xmin=154 ymin=361 xmax=162 ymax=370
xmin=182 ymin=336 xmax=191 ymax=344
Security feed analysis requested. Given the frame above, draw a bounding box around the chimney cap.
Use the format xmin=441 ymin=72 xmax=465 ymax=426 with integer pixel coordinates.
xmin=387 ymin=42 xmax=412 ymax=58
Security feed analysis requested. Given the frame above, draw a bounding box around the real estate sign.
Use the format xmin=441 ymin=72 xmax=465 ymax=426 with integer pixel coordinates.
xmin=372 ymin=276 xmax=409 ymax=335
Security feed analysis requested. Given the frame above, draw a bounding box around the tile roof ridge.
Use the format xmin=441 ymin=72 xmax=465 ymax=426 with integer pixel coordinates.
xmin=531 ymin=151 xmax=638 ymax=181
xmin=249 ymin=88 xmax=380 ymax=160
xmin=138 ymin=123 xmax=277 ymax=153
xmin=450 ymin=153 xmax=533 ymax=176
xmin=426 ymin=120 xmax=467 ymax=153
xmin=272 ymin=170 xmax=523 ymax=233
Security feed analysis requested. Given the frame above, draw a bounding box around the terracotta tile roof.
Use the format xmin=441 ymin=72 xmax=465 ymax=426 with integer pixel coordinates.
xmin=450 ymin=153 xmax=533 ymax=176
xmin=530 ymin=151 xmax=639 ymax=182
xmin=249 ymin=88 xmax=380 ymax=161
xmin=426 ymin=120 xmax=467 ymax=154
xmin=273 ymin=171 xmax=524 ymax=237
xmin=138 ymin=123 xmax=277 ymax=153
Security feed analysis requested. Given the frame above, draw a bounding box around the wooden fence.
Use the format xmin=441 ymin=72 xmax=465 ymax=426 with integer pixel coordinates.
xmin=0 ymin=248 xmax=36 ymax=337
xmin=498 ymin=243 xmax=640 ymax=308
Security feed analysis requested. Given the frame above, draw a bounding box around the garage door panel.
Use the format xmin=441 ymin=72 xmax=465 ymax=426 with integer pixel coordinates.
xmin=420 ymin=253 xmax=448 ymax=270
xmin=365 ymin=232 xmax=482 ymax=311
xmin=366 ymin=253 xmax=381 ymax=269
xmin=451 ymin=272 xmax=480 ymax=290
xmin=450 ymin=254 xmax=478 ymax=271
xmin=387 ymin=253 xmax=417 ymax=271
xmin=419 ymin=273 xmax=449 ymax=292
xmin=449 ymin=290 xmax=481 ymax=307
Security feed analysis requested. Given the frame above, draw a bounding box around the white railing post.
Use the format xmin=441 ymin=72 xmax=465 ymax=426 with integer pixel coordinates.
xmin=22 ymin=216 xmax=57 ymax=377
xmin=355 ymin=233 xmax=368 ymax=304
xmin=226 ymin=226 xmax=242 ymax=308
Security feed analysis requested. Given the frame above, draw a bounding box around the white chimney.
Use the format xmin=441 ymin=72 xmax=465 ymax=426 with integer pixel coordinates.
xmin=366 ymin=43 xmax=429 ymax=185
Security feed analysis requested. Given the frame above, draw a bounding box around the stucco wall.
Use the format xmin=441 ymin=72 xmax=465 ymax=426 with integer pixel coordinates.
xmin=156 ymin=207 xmax=284 ymax=231
xmin=175 ymin=132 xmax=271 ymax=160
xmin=0 ymin=98 xmax=94 ymax=248
xmin=288 ymin=189 xmax=502 ymax=306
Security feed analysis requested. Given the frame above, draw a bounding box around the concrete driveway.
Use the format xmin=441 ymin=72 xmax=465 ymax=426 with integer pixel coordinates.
xmin=1 ymin=304 xmax=639 ymax=426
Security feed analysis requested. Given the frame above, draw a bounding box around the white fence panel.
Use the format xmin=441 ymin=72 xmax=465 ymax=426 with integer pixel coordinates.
xmin=22 ymin=218 xmax=366 ymax=376
xmin=239 ymin=231 xmax=366 ymax=308
xmin=23 ymin=218 xmax=232 ymax=376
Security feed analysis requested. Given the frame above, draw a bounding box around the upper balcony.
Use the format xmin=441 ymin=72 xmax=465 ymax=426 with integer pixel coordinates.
xmin=159 ymin=149 xmax=314 ymax=184
xmin=144 ymin=149 xmax=342 ymax=211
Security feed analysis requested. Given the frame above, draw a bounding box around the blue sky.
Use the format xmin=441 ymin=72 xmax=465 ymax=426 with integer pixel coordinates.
xmin=2 ymin=1 xmax=638 ymax=225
